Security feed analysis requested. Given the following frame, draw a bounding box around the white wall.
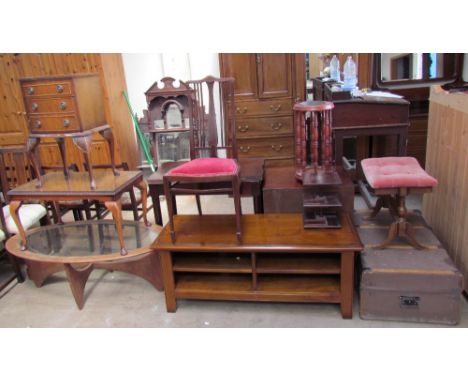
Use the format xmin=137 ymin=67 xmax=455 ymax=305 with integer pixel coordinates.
xmin=122 ymin=53 xmax=219 ymax=117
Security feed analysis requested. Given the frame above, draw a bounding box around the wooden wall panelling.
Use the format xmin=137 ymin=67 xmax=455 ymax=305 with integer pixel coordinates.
xmin=0 ymin=54 xmax=136 ymax=170
xmin=422 ymin=86 xmax=468 ymax=291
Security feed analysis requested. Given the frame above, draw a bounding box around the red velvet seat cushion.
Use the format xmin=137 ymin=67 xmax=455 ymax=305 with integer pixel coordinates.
xmin=167 ymin=158 xmax=238 ymax=177
xmin=361 ymin=157 xmax=438 ymax=189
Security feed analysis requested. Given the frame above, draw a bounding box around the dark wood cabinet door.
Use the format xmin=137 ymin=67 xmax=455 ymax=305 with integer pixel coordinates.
xmin=256 ymin=53 xmax=292 ymax=99
xmin=219 ymin=53 xmax=258 ymax=99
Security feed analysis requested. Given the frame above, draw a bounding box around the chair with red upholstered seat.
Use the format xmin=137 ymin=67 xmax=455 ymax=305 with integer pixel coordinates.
xmin=361 ymin=156 xmax=438 ymax=249
xmin=163 ymin=76 xmax=241 ymax=243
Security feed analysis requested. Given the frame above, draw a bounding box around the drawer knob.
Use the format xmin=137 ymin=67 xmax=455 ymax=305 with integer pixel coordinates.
xmin=27 ymin=87 xmax=35 ymax=95
xmin=239 ymin=146 xmax=251 ymax=153
xmin=63 ymin=119 xmax=70 ymax=128
xmin=270 ymin=122 xmax=283 ymax=131
xmin=31 ymin=103 xmax=39 ymax=112
xmin=238 ymin=125 xmax=249 ymax=132
xmin=56 ymin=84 xmax=64 ymax=93
xmin=34 ymin=120 xmax=42 ymax=129
xmin=236 ymin=107 xmax=247 ymax=114
xmin=59 ymin=101 xmax=67 ymax=110
xmin=270 ymin=104 xmax=282 ymax=112
xmin=271 ymin=144 xmax=283 ymax=152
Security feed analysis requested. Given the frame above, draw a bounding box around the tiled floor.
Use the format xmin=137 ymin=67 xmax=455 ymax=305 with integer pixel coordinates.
xmin=0 ymin=194 xmax=466 ymax=327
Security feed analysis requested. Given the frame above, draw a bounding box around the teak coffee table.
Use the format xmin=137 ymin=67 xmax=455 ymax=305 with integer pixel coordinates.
xmin=6 ymin=220 xmax=163 ymax=309
xmin=153 ymin=213 xmax=363 ymax=318
xmin=7 ymin=170 xmax=149 ymax=255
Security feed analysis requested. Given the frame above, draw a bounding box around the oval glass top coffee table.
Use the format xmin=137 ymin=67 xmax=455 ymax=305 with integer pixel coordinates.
xmin=6 ymin=220 xmax=163 ymax=309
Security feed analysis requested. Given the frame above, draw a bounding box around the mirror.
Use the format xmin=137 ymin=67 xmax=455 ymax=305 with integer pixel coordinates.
xmin=379 ymin=53 xmax=458 ymax=83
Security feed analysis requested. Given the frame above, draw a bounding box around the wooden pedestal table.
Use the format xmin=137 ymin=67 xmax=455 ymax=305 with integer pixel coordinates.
xmin=5 ymin=220 xmax=163 ymax=309
xmin=153 ymin=213 xmax=363 ymax=318
xmin=148 ymin=158 xmax=265 ymax=225
xmin=7 ymin=170 xmax=150 ymax=255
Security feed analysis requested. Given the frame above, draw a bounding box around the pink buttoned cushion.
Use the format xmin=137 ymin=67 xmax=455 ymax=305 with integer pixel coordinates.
xmin=167 ymin=158 xmax=238 ymax=177
xmin=361 ymin=157 xmax=438 ymax=189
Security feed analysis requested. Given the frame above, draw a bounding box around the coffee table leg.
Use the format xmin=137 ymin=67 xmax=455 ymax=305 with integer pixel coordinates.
xmin=340 ymin=251 xmax=355 ymax=319
xmin=64 ymin=263 xmax=94 ymax=310
xmin=160 ymin=251 xmax=177 ymax=312
xmin=97 ymin=251 xmax=163 ymax=291
xmin=26 ymin=260 xmax=64 ymax=288
xmin=135 ymin=179 xmax=151 ymax=227
xmin=9 ymin=201 xmax=27 ymax=250
xmin=104 ymin=200 xmax=127 ymax=255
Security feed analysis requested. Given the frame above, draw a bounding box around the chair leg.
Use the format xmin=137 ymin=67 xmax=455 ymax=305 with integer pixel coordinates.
xmin=232 ymin=175 xmax=242 ymax=242
xmin=195 ymin=195 xmax=202 ymax=215
xmin=84 ymin=203 xmax=92 ymax=220
xmin=129 ymin=189 xmax=139 ymax=221
xmin=164 ymin=178 xmax=176 ymax=243
xmin=366 ymin=196 xmax=384 ymax=220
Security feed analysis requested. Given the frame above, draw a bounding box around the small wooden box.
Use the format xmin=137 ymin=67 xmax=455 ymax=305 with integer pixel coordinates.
xmin=20 ymin=74 xmax=106 ymax=134
xmin=324 ymin=82 xmax=352 ymax=101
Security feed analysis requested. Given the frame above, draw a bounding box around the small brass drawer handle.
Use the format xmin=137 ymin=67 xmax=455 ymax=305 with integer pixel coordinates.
xmin=31 ymin=103 xmax=39 ymax=112
xmin=56 ymin=84 xmax=64 ymax=93
xmin=63 ymin=119 xmax=70 ymax=128
xmin=34 ymin=120 xmax=42 ymax=128
xmin=236 ymin=107 xmax=247 ymax=114
xmin=271 ymin=144 xmax=283 ymax=152
xmin=270 ymin=122 xmax=283 ymax=131
xmin=240 ymin=146 xmax=251 ymax=153
xmin=27 ymin=87 xmax=35 ymax=95
xmin=59 ymin=101 xmax=67 ymax=110
xmin=238 ymin=125 xmax=249 ymax=132
xmin=270 ymin=104 xmax=281 ymax=112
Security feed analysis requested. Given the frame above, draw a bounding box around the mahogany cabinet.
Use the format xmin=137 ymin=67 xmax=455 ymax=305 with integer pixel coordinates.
xmin=219 ymin=53 xmax=306 ymax=167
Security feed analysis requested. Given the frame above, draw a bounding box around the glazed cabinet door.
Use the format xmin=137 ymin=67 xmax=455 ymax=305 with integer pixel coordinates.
xmin=256 ymin=53 xmax=292 ymax=99
xmin=219 ymin=54 xmax=258 ymax=99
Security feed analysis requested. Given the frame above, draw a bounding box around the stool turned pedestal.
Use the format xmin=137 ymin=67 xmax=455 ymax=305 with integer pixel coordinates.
xmin=361 ymin=157 xmax=438 ymax=249
xmin=293 ymin=100 xmax=343 ymax=228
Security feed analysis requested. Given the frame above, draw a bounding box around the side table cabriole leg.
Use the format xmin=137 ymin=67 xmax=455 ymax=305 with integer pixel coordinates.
xmin=135 ymin=179 xmax=151 ymax=227
xmin=64 ymin=263 xmax=94 ymax=310
xmin=26 ymin=137 xmax=43 ymax=188
xmin=104 ymin=200 xmax=127 ymax=255
xmin=9 ymin=201 xmax=27 ymax=250
xmin=99 ymin=128 xmax=120 ymax=176
xmin=73 ymin=135 xmax=96 ymax=189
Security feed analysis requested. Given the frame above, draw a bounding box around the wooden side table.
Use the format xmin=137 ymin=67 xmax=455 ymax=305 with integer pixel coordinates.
xmin=153 ymin=213 xmax=363 ymax=318
xmin=7 ymin=170 xmax=149 ymax=255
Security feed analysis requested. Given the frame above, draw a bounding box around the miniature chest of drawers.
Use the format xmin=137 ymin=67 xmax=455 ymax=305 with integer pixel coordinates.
xmin=19 ymin=74 xmax=118 ymax=190
xmin=20 ymin=74 xmax=106 ymax=134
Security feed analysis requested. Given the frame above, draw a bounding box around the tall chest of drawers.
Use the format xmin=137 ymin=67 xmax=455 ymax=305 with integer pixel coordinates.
xmin=219 ymin=53 xmax=306 ymax=167
xmin=20 ymin=74 xmax=106 ymax=134
xmin=19 ymin=74 xmax=117 ymax=189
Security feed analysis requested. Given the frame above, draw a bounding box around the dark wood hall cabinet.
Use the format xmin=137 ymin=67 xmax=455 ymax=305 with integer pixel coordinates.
xmin=219 ymin=53 xmax=306 ymax=167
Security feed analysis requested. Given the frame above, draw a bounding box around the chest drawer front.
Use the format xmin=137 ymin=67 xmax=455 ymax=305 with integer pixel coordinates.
xmin=236 ymin=116 xmax=293 ymax=138
xmin=238 ymin=137 xmax=294 ymax=159
xmin=24 ymin=97 xmax=76 ymax=115
xmin=28 ymin=115 xmax=79 ymax=133
xmin=235 ymin=99 xmax=293 ymax=117
xmin=21 ymin=81 xmax=73 ymax=97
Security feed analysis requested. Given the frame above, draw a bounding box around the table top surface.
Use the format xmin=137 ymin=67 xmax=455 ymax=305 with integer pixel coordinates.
xmin=153 ymin=213 xmax=363 ymax=253
xmin=8 ymin=170 xmax=143 ymax=199
xmin=6 ymin=220 xmax=161 ymax=263
xmin=147 ymin=158 xmax=265 ymax=185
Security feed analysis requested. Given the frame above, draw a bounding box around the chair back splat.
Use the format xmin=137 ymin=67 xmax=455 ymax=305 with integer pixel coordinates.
xmin=186 ymin=76 xmax=236 ymax=159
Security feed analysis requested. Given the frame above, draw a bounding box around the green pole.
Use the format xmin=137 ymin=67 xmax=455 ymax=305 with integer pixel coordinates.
xmin=123 ymin=90 xmax=155 ymax=172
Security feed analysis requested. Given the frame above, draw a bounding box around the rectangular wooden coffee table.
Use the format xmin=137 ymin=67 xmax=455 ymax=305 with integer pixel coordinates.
xmin=153 ymin=213 xmax=363 ymax=318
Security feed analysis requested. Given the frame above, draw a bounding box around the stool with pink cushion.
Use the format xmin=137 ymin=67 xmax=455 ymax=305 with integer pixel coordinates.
xmin=361 ymin=157 xmax=438 ymax=249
